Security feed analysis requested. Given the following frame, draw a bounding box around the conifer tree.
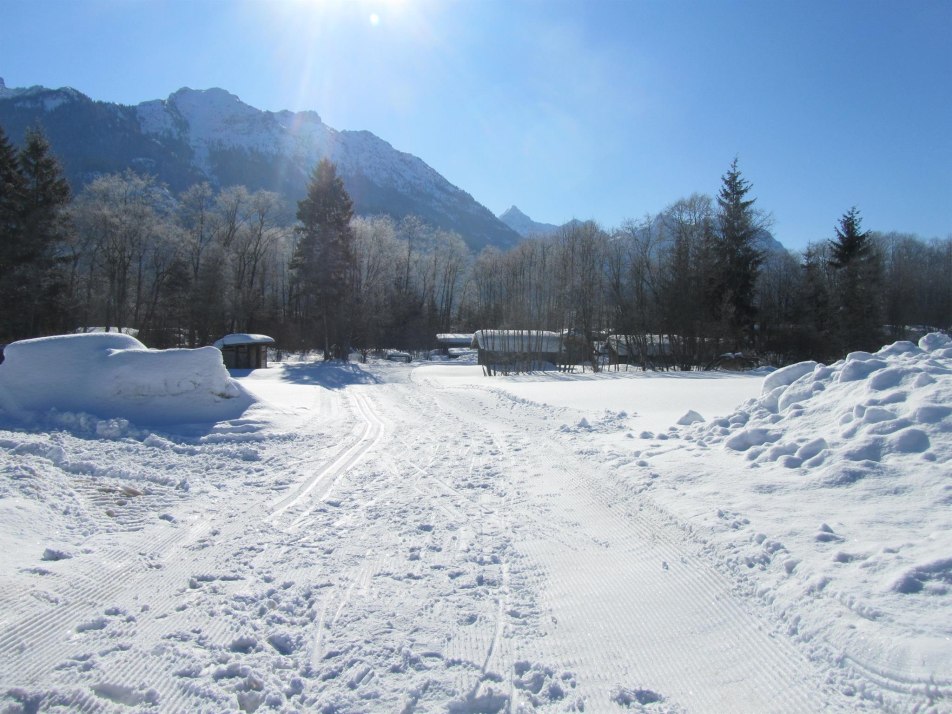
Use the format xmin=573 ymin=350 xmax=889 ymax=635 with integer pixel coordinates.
xmin=0 ymin=127 xmax=27 ymax=280
xmin=711 ymin=159 xmax=763 ymax=348
xmin=19 ymin=127 xmax=72 ymax=248
xmin=0 ymin=127 xmax=72 ymax=340
xmin=829 ymin=206 xmax=871 ymax=269
xmin=784 ymin=242 xmax=834 ymax=361
xmin=828 ymin=207 xmax=882 ymax=352
xmin=290 ymin=159 xmax=355 ymax=357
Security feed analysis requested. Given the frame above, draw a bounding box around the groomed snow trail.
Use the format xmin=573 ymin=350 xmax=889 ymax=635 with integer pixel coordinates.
xmin=1 ymin=360 xmax=864 ymax=711
xmin=414 ymin=372 xmax=850 ymax=713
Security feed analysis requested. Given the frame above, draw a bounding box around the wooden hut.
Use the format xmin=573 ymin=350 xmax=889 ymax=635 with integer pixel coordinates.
xmin=603 ymin=334 xmax=728 ymax=371
xmin=435 ymin=333 xmax=476 ymax=358
xmin=472 ymin=329 xmax=563 ymax=376
xmin=213 ymin=333 xmax=275 ymax=369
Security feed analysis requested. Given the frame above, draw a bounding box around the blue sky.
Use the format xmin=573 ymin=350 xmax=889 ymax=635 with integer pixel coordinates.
xmin=2 ymin=0 xmax=950 ymax=250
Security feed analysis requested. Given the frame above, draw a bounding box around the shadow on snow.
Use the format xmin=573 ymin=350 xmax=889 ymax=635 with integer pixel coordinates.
xmin=259 ymin=361 xmax=382 ymax=390
xmin=498 ymin=368 xmax=766 ymax=383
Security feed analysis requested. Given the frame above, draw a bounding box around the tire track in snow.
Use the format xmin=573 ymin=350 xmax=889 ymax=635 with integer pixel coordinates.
xmin=0 ymin=515 xmax=214 ymax=689
xmin=2 ymin=363 xmax=858 ymax=712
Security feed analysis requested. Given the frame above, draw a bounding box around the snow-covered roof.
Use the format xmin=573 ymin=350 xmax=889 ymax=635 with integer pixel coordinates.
xmin=435 ymin=333 xmax=474 ymax=345
xmin=213 ymin=333 xmax=275 ymax=348
xmin=473 ymin=330 xmax=563 ymax=353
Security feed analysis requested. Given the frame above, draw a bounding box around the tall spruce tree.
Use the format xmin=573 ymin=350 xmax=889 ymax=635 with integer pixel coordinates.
xmin=0 ymin=127 xmax=72 ymax=340
xmin=711 ymin=158 xmax=763 ymax=349
xmin=290 ymin=159 xmax=355 ymax=358
xmin=829 ymin=206 xmax=871 ymax=268
xmin=828 ymin=207 xmax=882 ymax=352
xmin=798 ymin=242 xmax=834 ymax=358
xmin=0 ymin=127 xmax=27 ymax=282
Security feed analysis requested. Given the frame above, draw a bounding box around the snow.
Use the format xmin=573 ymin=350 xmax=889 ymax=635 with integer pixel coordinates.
xmin=135 ymin=86 xmax=463 ymax=215
xmin=0 ymin=333 xmax=253 ymax=428
xmin=639 ymin=337 xmax=952 ymax=695
xmin=213 ymin=333 xmax=276 ymax=348
xmin=472 ymin=329 xmax=564 ymax=353
xmin=0 ymin=333 xmax=949 ymax=712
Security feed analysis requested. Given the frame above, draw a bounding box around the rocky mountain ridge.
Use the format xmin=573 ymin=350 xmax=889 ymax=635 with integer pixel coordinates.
xmin=0 ymin=79 xmax=521 ymax=252
xmin=498 ymin=205 xmax=562 ymax=237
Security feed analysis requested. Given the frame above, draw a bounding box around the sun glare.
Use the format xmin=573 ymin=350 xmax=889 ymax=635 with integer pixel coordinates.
xmin=369 ymin=12 xmax=380 ymax=25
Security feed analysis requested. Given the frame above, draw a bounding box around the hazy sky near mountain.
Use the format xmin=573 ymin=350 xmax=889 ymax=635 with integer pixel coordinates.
xmin=3 ymin=0 xmax=950 ymax=249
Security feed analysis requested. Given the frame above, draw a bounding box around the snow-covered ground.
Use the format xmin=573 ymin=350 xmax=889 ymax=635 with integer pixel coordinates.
xmin=0 ymin=333 xmax=949 ymax=712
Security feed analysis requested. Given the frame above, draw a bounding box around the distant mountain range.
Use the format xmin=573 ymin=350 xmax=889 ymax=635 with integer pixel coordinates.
xmin=498 ymin=204 xmax=787 ymax=257
xmin=0 ymin=78 xmax=789 ymax=256
xmin=0 ymin=78 xmax=521 ymax=252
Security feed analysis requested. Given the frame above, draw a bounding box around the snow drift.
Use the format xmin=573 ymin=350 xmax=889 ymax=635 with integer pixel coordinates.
xmin=708 ymin=332 xmax=951 ymax=471
xmin=0 ymin=333 xmax=254 ymax=427
xmin=638 ymin=332 xmax=952 ymax=705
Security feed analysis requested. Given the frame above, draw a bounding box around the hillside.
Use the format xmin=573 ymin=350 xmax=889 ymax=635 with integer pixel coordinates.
xmin=0 ymin=79 xmax=521 ymax=252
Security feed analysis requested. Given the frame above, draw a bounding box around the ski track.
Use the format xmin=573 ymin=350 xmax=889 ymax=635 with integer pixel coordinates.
xmin=0 ymin=362 xmax=935 ymax=712
xmin=1 ymin=382 xmax=346 ymax=711
xmin=426 ymin=382 xmax=849 ymax=713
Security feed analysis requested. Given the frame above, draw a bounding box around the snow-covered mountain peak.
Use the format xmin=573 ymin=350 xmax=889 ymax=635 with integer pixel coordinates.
xmin=165 ymin=87 xmax=268 ymax=140
xmin=168 ymin=86 xmax=254 ymax=118
xmin=0 ymin=82 xmax=87 ymax=112
xmin=0 ymin=80 xmax=521 ymax=251
xmin=0 ymin=78 xmax=28 ymax=102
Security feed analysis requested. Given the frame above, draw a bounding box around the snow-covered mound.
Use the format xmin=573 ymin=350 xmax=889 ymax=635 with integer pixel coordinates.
xmin=696 ymin=332 xmax=951 ymax=474
xmin=608 ymin=333 xmax=952 ymax=706
xmin=0 ymin=333 xmax=254 ymax=427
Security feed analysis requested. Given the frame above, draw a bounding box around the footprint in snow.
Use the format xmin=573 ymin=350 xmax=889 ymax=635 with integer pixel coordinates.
xmin=611 ymin=686 xmax=668 ymax=707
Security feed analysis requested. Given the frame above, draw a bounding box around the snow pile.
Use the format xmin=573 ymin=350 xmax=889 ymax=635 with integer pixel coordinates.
xmin=0 ymin=333 xmax=253 ymax=427
xmin=632 ymin=333 xmax=952 ymax=705
xmin=692 ymin=333 xmax=950 ymax=474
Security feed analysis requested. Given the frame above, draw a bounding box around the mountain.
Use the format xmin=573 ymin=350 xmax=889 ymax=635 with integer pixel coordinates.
xmin=754 ymin=228 xmax=788 ymax=256
xmin=498 ymin=205 xmax=562 ymax=237
xmin=0 ymin=78 xmax=521 ymax=252
xmin=499 ymin=206 xmax=788 ymax=256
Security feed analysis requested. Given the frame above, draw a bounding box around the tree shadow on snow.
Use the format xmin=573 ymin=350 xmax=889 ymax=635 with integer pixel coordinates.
xmin=506 ymin=368 xmax=757 ymax=383
xmin=269 ymin=361 xmax=382 ymax=390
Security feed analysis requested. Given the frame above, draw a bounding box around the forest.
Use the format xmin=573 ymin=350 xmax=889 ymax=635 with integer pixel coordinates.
xmin=2 ymin=127 xmax=949 ymax=369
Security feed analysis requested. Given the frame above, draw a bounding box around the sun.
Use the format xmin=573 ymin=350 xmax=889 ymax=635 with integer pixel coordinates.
xmin=365 ymin=0 xmax=409 ymax=26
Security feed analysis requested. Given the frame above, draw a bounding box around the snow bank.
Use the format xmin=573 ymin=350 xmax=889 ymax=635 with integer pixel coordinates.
xmin=705 ymin=333 xmax=951 ymax=472
xmin=599 ymin=333 xmax=952 ymax=706
xmin=0 ymin=333 xmax=254 ymax=427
